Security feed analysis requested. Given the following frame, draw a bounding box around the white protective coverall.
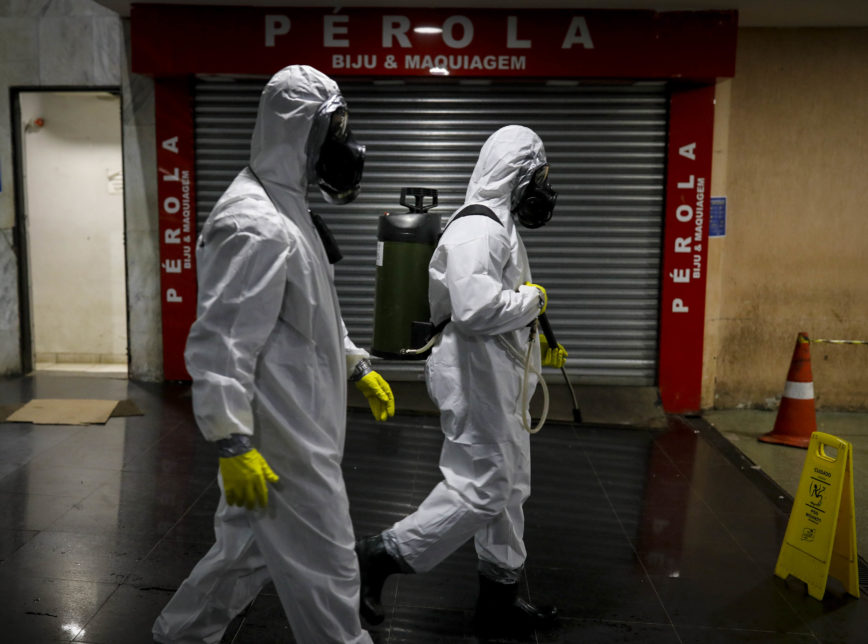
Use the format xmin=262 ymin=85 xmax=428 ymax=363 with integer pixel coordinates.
xmin=152 ymin=66 xmax=372 ymax=644
xmin=384 ymin=125 xmax=547 ymax=582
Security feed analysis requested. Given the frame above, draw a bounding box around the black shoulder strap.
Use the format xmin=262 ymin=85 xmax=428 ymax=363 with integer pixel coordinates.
xmin=442 ymin=204 xmax=502 ymax=232
xmin=247 ymin=165 xmax=342 ymax=264
xmin=429 ymin=204 xmax=503 ymax=335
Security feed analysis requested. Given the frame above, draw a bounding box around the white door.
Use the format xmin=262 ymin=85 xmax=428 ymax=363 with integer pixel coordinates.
xmin=18 ymin=91 xmax=127 ymax=375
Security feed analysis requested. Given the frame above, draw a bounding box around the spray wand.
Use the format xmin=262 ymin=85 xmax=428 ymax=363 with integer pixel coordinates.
xmin=538 ymin=313 xmax=582 ymax=423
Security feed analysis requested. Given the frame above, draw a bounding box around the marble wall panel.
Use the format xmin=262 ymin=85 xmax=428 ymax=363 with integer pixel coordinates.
xmin=38 ymin=16 xmax=95 ymax=85
xmin=0 ymin=18 xmax=37 ymax=62
xmin=0 ymin=1 xmax=53 ymax=18
xmin=0 ymin=0 xmax=160 ymax=379
xmin=3 ymin=0 xmax=115 ymax=18
xmin=0 ymin=230 xmax=22 ymax=375
xmin=120 ymin=20 xmax=161 ymax=381
xmin=92 ymin=15 xmax=122 ymax=86
xmin=123 ymin=93 xmax=162 ymax=382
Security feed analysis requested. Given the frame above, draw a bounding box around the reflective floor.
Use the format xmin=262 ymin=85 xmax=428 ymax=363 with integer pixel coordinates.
xmin=703 ymin=408 xmax=868 ymax=563
xmin=0 ymin=373 xmax=866 ymax=643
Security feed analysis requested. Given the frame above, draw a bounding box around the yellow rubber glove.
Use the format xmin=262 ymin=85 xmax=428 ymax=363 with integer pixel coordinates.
xmin=524 ymin=281 xmax=547 ymax=315
xmin=355 ymin=371 xmax=396 ymax=421
xmin=539 ymin=333 xmax=568 ymax=368
xmin=219 ymin=449 xmax=279 ymax=510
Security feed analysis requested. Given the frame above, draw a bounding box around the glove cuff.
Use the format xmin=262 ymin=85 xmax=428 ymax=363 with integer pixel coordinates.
xmin=216 ymin=433 xmax=253 ymax=458
xmin=349 ymin=358 xmax=373 ymax=382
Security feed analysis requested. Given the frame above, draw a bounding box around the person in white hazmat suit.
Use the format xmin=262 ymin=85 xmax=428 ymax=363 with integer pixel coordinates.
xmin=152 ymin=65 xmax=395 ymax=644
xmin=355 ymin=125 xmax=566 ymax=639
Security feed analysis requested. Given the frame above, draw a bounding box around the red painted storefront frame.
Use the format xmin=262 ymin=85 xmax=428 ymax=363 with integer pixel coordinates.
xmin=135 ymin=6 xmax=735 ymax=408
xmin=154 ymin=77 xmax=197 ymax=380
xmin=659 ymin=85 xmax=716 ymax=412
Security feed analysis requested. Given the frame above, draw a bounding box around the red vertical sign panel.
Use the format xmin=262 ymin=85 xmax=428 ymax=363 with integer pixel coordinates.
xmin=658 ymin=85 xmax=715 ymax=413
xmin=155 ymin=78 xmax=197 ymax=380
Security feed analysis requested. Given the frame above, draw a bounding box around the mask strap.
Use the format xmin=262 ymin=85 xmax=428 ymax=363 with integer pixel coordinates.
xmin=309 ymin=211 xmax=343 ymax=264
xmin=246 ymin=166 xmax=343 ymax=263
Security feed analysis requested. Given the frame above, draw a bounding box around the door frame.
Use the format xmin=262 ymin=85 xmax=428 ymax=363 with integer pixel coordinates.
xmin=10 ymin=86 xmax=127 ymax=374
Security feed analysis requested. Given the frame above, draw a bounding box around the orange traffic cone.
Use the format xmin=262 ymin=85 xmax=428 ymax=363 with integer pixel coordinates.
xmin=759 ymin=332 xmax=817 ymax=448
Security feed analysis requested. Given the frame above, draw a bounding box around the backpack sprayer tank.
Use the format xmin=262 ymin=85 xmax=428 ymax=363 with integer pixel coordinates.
xmin=371 ymin=188 xmax=440 ymax=359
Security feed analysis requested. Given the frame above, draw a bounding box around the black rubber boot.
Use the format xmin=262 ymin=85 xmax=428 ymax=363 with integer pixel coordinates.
xmin=355 ymin=534 xmax=406 ymax=625
xmin=473 ymin=573 xmax=558 ymax=639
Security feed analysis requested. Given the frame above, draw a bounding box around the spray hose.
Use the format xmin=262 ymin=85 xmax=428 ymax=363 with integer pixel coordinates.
xmin=400 ymin=335 xmax=438 ymax=357
xmin=496 ymin=322 xmax=549 ymax=434
xmin=401 ymin=322 xmax=551 ymax=434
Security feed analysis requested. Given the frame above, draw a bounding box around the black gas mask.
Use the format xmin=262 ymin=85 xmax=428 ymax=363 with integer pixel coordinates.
xmin=513 ymin=164 xmax=557 ymax=229
xmin=307 ymin=95 xmax=366 ymax=204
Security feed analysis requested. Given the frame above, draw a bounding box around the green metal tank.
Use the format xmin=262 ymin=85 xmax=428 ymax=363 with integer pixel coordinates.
xmin=371 ymin=188 xmax=440 ymax=359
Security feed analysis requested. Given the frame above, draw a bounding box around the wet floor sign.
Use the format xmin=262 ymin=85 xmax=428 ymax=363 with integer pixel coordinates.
xmin=774 ymin=432 xmax=859 ymax=600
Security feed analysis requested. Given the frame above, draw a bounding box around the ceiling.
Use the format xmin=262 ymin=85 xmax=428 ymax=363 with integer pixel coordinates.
xmin=96 ymin=0 xmax=868 ymax=27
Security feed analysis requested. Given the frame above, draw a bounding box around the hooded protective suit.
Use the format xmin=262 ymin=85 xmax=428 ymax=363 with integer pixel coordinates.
xmin=152 ymin=66 xmax=372 ymax=644
xmin=383 ymin=125 xmax=547 ymax=581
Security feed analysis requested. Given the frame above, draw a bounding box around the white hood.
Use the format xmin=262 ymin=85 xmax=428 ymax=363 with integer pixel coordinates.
xmin=464 ymin=125 xmax=548 ymax=229
xmin=249 ymin=65 xmax=341 ymax=212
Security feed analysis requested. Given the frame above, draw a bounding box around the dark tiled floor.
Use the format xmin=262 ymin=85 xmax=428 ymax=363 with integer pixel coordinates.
xmin=0 ymin=373 xmax=865 ymax=643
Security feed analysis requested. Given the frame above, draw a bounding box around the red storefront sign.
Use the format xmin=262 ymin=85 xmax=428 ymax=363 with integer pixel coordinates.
xmin=132 ymin=6 xmax=736 ymax=79
xmin=137 ymin=6 xmax=734 ymax=407
xmin=154 ymin=77 xmax=197 ymax=380
xmin=658 ymin=85 xmax=716 ymax=413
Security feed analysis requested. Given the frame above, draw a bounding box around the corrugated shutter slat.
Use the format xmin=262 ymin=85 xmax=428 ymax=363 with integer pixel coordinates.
xmin=194 ymin=77 xmax=667 ymax=384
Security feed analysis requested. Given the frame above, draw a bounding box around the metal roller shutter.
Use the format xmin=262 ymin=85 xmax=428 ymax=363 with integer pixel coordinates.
xmin=194 ymin=77 xmax=667 ymax=384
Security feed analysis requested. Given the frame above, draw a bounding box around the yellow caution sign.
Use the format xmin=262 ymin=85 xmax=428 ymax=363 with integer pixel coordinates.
xmin=774 ymin=432 xmax=860 ymax=600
